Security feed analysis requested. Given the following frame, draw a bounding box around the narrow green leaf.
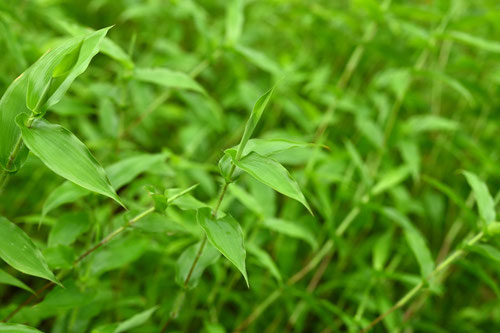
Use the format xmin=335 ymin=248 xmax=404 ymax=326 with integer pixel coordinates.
xmin=0 ymin=216 xmax=59 ymax=285
xmin=134 ymin=67 xmax=205 ymax=94
xmin=233 ymin=138 xmax=317 ymax=159
xmin=0 ymin=268 xmax=34 ymax=294
xmin=16 ymin=115 xmax=124 ymax=208
xmin=235 ymin=45 xmax=282 ymax=75
xmin=0 ymin=323 xmax=44 ymax=333
xmin=197 ymin=208 xmax=249 ymax=286
xmin=236 ymin=87 xmax=274 ymax=159
xmin=264 ymin=218 xmax=317 ymax=250
xmin=176 ymin=240 xmax=220 ymax=289
xmin=463 ymin=171 xmax=496 ymax=225
xmin=227 ymin=150 xmax=311 ymax=214
xmin=469 ymin=244 xmax=500 ymax=262
xmin=403 ymin=115 xmax=459 ymax=133
xmin=114 ymin=306 xmax=158 ymax=333
xmin=446 ymin=30 xmax=500 ymax=53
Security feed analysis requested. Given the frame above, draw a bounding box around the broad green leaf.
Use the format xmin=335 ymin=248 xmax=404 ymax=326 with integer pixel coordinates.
xmin=225 ymin=0 xmax=244 ymax=46
xmin=236 ymin=87 xmax=274 ymax=159
xmin=0 ymin=216 xmax=59 ymax=285
xmin=197 ymin=208 xmax=248 ymax=286
xmin=0 ymin=72 xmax=31 ymax=172
xmin=226 ymin=150 xmax=312 ymax=214
xmin=0 ymin=324 xmax=44 ymax=333
xmin=16 ymin=115 xmax=124 ymax=208
xmin=114 ymin=306 xmax=158 ymax=333
xmin=247 ymin=242 xmax=282 ymax=283
xmin=263 ymin=218 xmax=318 ymax=250
xmin=176 ymin=240 xmax=220 ymax=289
xmin=229 ymin=184 xmax=265 ymax=216
xmin=446 ymin=30 xmax=500 ymax=53
xmin=134 ymin=67 xmax=205 ymax=94
xmin=463 ymin=171 xmax=496 ymax=225
xmin=0 ymin=268 xmax=34 ymax=294
xmin=371 ymin=166 xmax=411 ymax=196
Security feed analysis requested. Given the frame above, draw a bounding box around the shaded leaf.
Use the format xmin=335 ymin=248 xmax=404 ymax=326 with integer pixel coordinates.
xmin=176 ymin=240 xmax=220 ymax=289
xmin=0 ymin=323 xmax=44 ymax=333
xmin=463 ymin=171 xmax=496 ymax=225
xmin=114 ymin=306 xmax=158 ymax=333
xmin=197 ymin=208 xmax=248 ymax=286
xmin=134 ymin=67 xmax=205 ymax=94
xmin=0 ymin=268 xmax=34 ymax=294
xmin=263 ymin=218 xmax=318 ymax=250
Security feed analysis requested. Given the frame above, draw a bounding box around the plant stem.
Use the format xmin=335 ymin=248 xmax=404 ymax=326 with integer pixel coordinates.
xmin=360 ymin=231 xmax=484 ymax=333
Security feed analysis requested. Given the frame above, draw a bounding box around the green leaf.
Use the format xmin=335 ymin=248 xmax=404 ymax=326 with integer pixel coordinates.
xmin=225 ymin=0 xmax=244 ymax=46
xmin=114 ymin=306 xmax=158 ymax=333
xmin=247 ymin=242 xmax=282 ymax=283
xmin=235 ymin=45 xmax=282 ymax=75
xmin=463 ymin=171 xmax=496 ymax=225
xmin=226 ymin=150 xmax=312 ymax=214
xmin=0 ymin=216 xmax=59 ymax=285
xmin=446 ymin=30 xmax=500 ymax=53
xmin=0 ymin=268 xmax=34 ymax=294
xmin=0 ymin=72 xmax=31 ymax=172
xmin=403 ymin=115 xmax=459 ymax=133
xmin=16 ymin=115 xmax=124 ymax=208
xmin=27 ymin=27 xmax=111 ymax=113
xmin=197 ymin=208 xmax=249 ymax=286
xmin=48 ymin=212 xmax=90 ymax=247
xmin=41 ymin=181 xmax=90 ymax=222
xmin=0 ymin=323 xmax=44 ymax=333
xmin=371 ymin=166 xmax=411 ymax=196
xmin=469 ymin=244 xmax=500 ymax=262
xmin=236 ymin=87 xmax=274 ymax=159
xmin=233 ymin=138 xmax=317 ymax=159
xmin=263 ymin=218 xmax=318 ymax=250
xmin=176 ymin=240 xmax=220 ymax=289
xmin=134 ymin=67 xmax=205 ymax=94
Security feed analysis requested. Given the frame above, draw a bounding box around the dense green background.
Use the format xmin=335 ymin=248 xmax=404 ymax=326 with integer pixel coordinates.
xmin=1 ymin=0 xmax=500 ymax=332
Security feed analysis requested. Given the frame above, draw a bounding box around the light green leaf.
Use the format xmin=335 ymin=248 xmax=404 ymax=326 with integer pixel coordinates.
xmin=463 ymin=171 xmax=496 ymax=225
xmin=114 ymin=306 xmax=158 ymax=333
xmin=27 ymin=27 xmax=111 ymax=113
xmin=106 ymin=152 xmax=168 ymax=189
xmin=225 ymin=0 xmax=244 ymax=46
xmin=371 ymin=166 xmax=411 ymax=196
xmin=176 ymin=240 xmax=220 ymax=289
xmin=356 ymin=116 xmax=384 ymax=149
xmin=263 ymin=218 xmax=318 ymax=250
xmin=233 ymin=138 xmax=316 ymax=159
xmin=0 ymin=268 xmax=34 ymax=294
xmin=446 ymin=30 xmax=500 ymax=53
xmin=48 ymin=212 xmax=90 ymax=247
xmin=0 ymin=216 xmax=59 ymax=285
xmin=236 ymin=87 xmax=274 ymax=159
xmin=404 ymin=115 xmax=459 ymax=133
xmin=16 ymin=115 xmax=124 ymax=208
xmin=134 ymin=67 xmax=205 ymax=94
xmin=0 ymin=323 xmax=44 ymax=333
xmin=226 ymin=150 xmax=312 ymax=214
xmin=469 ymin=244 xmax=500 ymax=262
xmin=197 ymin=208 xmax=248 ymax=286
xmin=416 ymin=69 xmax=474 ymax=105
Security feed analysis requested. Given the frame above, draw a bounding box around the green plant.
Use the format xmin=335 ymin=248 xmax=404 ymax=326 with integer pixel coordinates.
xmin=1 ymin=1 xmax=500 ymax=332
